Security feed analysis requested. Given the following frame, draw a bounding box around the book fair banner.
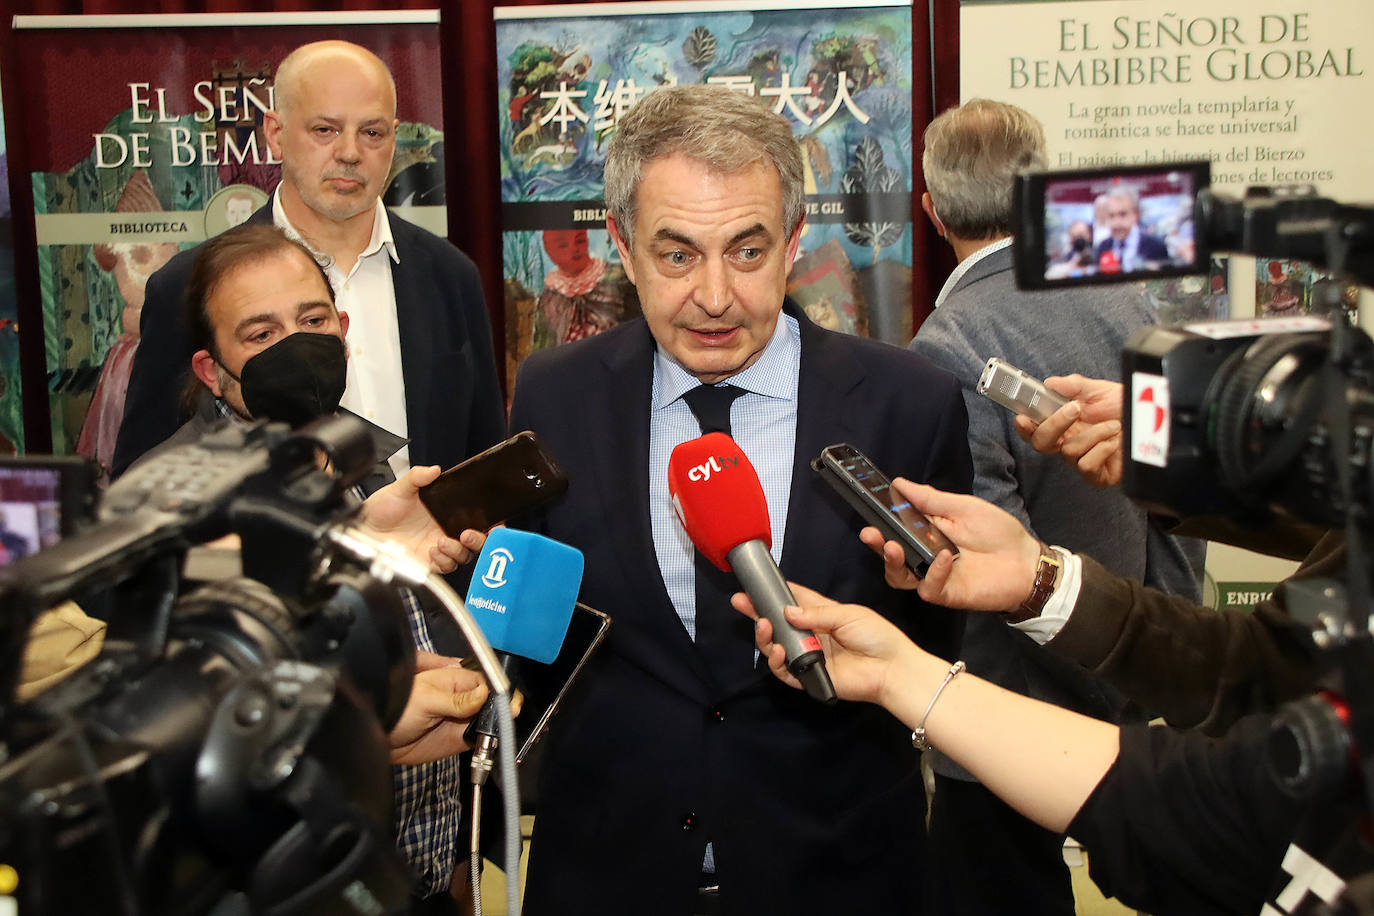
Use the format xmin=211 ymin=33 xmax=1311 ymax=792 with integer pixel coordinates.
xmin=7 ymin=12 xmax=447 ymax=468
xmin=959 ymin=0 xmax=1374 ymax=607
xmin=960 ymin=0 xmax=1374 ymax=328
xmin=494 ymin=0 xmax=916 ymax=391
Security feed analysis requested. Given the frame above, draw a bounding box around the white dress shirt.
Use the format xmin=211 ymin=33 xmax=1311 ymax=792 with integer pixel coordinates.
xmin=273 ymin=188 xmax=411 ymax=478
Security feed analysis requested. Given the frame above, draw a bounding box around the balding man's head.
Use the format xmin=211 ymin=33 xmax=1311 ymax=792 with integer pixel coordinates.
xmin=274 ymin=40 xmax=396 ymax=125
xmin=265 ymin=40 xmax=399 ymax=229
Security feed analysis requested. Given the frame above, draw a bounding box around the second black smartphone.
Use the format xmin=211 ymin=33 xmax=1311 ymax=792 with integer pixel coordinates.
xmin=811 ymin=443 xmax=958 ymax=578
xmin=418 ymin=431 xmax=569 ymax=537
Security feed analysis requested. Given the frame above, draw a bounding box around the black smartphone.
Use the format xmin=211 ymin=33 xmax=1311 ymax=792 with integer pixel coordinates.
xmin=418 ymin=431 xmax=569 ymax=537
xmin=811 ymin=444 xmax=958 ymax=578
xmin=1012 ymin=160 xmax=1211 ymax=290
xmin=0 ymin=455 xmax=98 ymax=567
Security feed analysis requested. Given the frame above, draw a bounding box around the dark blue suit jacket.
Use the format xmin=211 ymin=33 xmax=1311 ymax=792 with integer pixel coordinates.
xmin=111 ymin=205 xmax=505 ymax=476
xmin=1096 ymin=230 xmax=1170 ymax=265
xmin=507 ymin=302 xmax=973 ymax=916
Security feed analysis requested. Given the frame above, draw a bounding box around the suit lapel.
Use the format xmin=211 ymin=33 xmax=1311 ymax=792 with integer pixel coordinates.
xmin=592 ymin=325 xmax=716 ymax=702
xmin=386 ymin=219 xmax=433 ymax=464
xmin=780 ymin=303 xmax=867 ymax=598
xmin=720 ymin=303 xmax=867 ymax=694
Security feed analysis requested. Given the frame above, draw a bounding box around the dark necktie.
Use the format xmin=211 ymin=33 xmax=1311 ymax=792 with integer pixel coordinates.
xmin=680 ymin=383 xmax=755 ymax=690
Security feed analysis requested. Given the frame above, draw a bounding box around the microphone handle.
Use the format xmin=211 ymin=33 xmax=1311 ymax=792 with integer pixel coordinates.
xmin=727 ymin=540 xmax=837 ymax=705
xmin=465 ymin=654 xmax=518 ymax=746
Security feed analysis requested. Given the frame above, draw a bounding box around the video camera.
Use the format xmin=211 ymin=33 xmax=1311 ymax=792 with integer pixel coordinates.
xmin=1015 ymin=163 xmax=1374 ymax=910
xmin=0 ymin=416 xmax=438 ymax=914
xmin=1013 ymin=160 xmax=1374 ymax=530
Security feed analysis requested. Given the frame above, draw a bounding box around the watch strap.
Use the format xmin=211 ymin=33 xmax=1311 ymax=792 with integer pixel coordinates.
xmin=1004 ymin=543 xmax=1062 ymax=624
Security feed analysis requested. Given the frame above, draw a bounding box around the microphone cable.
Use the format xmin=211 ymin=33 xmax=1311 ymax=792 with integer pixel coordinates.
xmin=324 ymin=525 xmax=522 ymax=916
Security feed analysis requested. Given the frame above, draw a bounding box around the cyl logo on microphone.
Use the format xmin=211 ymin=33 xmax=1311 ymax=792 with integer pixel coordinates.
xmin=687 ymin=454 xmax=739 ymax=482
xmin=482 ymin=548 xmax=514 ymax=589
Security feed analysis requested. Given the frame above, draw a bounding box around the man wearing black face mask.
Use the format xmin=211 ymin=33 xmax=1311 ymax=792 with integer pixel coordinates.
xmin=138 ymin=222 xmax=503 ymax=912
xmin=140 ymin=223 xmax=400 ymax=494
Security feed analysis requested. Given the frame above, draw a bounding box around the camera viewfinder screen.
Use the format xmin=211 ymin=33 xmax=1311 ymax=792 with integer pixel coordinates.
xmin=0 ymin=466 xmax=62 ymax=566
xmin=1042 ymin=168 xmax=1199 ymax=282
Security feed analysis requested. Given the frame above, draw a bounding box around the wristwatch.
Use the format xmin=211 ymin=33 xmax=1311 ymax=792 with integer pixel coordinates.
xmin=1004 ymin=543 xmax=1062 ymax=624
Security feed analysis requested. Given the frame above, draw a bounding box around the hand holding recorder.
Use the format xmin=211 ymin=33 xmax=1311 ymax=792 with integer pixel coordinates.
xmin=812 ymin=443 xmax=957 ymax=578
xmin=1011 ymin=375 xmax=1126 ymax=488
xmin=858 ymin=478 xmax=1043 ymax=614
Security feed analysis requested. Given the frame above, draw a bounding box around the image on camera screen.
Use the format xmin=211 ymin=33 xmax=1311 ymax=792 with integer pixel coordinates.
xmin=0 ymin=466 xmax=62 ymax=566
xmin=1042 ymin=168 xmax=1199 ymax=282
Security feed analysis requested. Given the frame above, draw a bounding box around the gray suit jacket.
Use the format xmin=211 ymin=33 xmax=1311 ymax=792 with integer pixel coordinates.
xmin=911 ymin=245 xmax=1206 ymax=751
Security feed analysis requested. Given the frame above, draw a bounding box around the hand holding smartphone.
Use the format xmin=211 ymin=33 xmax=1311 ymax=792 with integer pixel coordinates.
xmin=811 ymin=444 xmax=958 ymax=578
xmin=417 ymin=431 xmax=568 ymax=538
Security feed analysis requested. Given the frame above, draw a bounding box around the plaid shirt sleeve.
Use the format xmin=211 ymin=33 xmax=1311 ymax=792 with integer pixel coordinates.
xmin=392 ymin=589 xmax=464 ymax=897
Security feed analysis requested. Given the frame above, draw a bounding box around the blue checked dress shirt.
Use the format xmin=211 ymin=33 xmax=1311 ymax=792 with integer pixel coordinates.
xmin=647 ymin=312 xmax=800 ymax=874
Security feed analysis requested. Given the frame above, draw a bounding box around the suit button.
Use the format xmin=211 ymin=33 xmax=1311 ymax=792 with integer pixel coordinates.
xmin=681 ymin=813 xmax=697 ymax=831
xmin=710 ymin=707 xmax=726 ymax=721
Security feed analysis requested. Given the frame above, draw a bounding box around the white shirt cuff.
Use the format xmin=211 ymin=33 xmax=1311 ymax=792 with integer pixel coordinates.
xmin=1009 ymin=546 xmax=1081 ymax=644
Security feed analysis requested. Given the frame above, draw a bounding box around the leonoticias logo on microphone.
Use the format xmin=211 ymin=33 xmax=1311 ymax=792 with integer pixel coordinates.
xmin=481 ymin=548 xmax=514 ymax=590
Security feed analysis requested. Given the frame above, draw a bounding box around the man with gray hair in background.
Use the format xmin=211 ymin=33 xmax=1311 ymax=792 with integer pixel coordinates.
xmin=509 ymin=83 xmax=973 ymax=915
xmin=908 ymin=98 xmax=1206 ymax=914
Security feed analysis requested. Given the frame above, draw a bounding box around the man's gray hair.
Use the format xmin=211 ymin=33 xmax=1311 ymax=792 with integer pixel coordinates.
xmin=604 ymin=84 xmax=804 ymax=247
xmin=921 ymin=98 xmax=1047 ymax=240
xmin=1103 ymin=185 xmax=1140 ymax=210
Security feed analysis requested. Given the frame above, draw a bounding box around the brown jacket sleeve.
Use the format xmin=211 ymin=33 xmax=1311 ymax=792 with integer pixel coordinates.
xmin=1046 ymin=532 xmax=1342 ymax=734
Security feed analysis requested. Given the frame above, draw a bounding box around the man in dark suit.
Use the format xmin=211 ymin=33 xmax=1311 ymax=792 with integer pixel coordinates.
xmin=507 ymin=85 xmax=973 ymax=916
xmin=1095 ymin=186 xmax=1171 ymax=270
xmin=112 ymin=40 xmax=504 ymax=481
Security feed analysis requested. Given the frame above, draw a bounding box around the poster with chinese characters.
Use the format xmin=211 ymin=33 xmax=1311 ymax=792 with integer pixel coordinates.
xmin=495 ymin=0 xmax=914 ymax=390
xmin=9 ymin=12 xmax=445 ymax=468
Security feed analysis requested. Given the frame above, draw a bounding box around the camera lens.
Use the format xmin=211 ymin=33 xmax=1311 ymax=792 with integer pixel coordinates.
xmin=1209 ymin=333 xmax=1334 ymax=512
xmin=1268 ymin=692 xmax=1352 ymax=801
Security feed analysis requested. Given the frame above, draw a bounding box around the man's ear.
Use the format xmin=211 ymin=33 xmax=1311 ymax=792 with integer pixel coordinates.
xmin=338 ymin=309 xmax=350 ymax=341
xmin=190 ymin=349 xmax=224 ymax=398
xmin=921 ymin=192 xmax=947 ymax=238
xmin=263 ymin=109 xmax=284 ymax=159
xmin=606 ymin=215 xmax=635 ymax=285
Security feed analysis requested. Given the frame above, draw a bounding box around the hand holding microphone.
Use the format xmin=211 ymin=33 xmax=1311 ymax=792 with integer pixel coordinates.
xmin=668 ymin=433 xmax=836 ymax=705
xmin=461 ymin=527 xmax=584 ymax=783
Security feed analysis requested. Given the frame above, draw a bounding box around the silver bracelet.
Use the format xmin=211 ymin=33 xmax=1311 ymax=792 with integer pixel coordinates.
xmin=911 ymin=660 xmax=966 ymax=752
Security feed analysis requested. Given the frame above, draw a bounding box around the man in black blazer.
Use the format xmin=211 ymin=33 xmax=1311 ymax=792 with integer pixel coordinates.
xmin=508 ymin=85 xmax=972 ymax=916
xmin=112 ymin=40 xmax=504 ymax=480
xmin=1095 ymin=186 xmax=1171 ymax=270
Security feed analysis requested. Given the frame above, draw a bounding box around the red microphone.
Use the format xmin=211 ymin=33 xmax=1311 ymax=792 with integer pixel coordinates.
xmin=668 ymin=433 xmax=836 ymax=704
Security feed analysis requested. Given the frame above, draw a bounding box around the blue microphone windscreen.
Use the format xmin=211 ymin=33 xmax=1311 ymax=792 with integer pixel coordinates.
xmin=465 ymin=528 xmax=584 ymax=664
